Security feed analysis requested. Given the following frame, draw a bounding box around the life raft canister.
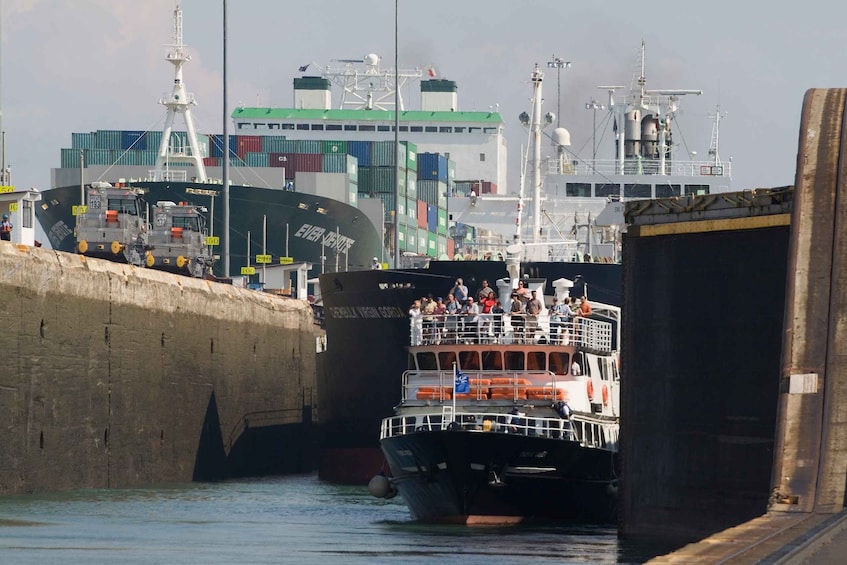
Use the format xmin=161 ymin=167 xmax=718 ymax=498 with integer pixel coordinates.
xmin=587 ymin=380 xmax=595 ymax=402
xmin=602 ymin=384 xmax=609 ymax=406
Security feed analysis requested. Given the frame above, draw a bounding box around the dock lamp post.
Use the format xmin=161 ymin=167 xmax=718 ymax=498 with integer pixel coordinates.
xmin=547 ymin=56 xmax=571 ymax=128
xmin=584 ymin=99 xmax=605 ymax=163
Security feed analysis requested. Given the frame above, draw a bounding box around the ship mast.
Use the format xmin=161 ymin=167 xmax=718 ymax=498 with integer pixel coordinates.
xmin=708 ymin=105 xmax=726 ymax=167
xmin=530 ymin=65 xmax=543 ymax=245
xmin=312 ymin=55 xmax=423 ymax=111
xmin=154 ymin=3 xmax=207 ymax=182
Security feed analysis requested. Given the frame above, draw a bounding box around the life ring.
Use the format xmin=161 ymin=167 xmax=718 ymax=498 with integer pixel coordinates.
xmin=602 ymin=384 xmax=609 ymax=406
xmin=586 ymin=380 xmax=595 ymax=402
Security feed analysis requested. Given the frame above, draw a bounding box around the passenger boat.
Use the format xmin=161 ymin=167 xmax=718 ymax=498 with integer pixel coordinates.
xmin=369 ymin=278 xmax=620 ymax=523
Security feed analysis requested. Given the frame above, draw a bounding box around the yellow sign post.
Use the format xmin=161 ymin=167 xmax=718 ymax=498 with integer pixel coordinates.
xmin=240 ymin=266 xmax=256 ymax=275
xmin=255 ymin=254 xmax=272 ymax=264
xmin=279 ymin=256 xmax=294 ymax=265
xmin=205 ymin=236 xmax=220 ymax=246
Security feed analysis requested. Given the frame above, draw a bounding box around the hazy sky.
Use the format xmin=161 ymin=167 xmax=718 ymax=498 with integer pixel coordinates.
xmin=2 ymin=0 xmax=846 ymax=194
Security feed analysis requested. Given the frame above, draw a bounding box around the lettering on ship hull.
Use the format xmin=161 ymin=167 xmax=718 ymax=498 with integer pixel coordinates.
xmin=294 ymin=223 xmax=355 ymax=254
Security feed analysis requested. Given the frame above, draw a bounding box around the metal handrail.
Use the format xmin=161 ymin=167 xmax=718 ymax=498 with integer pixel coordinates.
xmin=409 ymin=314 xmax=612 ymax=351
xmin=380 ymin=409 xmax=618 ymax=451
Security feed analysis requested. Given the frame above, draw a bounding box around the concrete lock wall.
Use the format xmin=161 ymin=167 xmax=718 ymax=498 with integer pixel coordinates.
xmin=0 ymin=243 xmax=317 ymax=495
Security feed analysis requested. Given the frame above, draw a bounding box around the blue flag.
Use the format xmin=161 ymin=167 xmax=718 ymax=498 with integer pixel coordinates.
xmin=455 ymin=370 xmax=470 ymax=394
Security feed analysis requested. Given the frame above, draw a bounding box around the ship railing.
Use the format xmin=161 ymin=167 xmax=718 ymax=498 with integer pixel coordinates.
xmin=380 ymin=410 xmax=618 ymax=451
xmin=409 ymin=314 xmax=612 ymax=351
xmin=546 ymin=158 xmax=731 ymax=179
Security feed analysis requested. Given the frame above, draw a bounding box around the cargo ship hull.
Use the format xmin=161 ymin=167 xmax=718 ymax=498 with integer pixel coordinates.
xmin=37 ymin=181 xmax=383 ymax=279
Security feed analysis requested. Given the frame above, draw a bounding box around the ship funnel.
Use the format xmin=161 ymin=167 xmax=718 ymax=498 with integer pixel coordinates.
xmin=421 ymin=79 xmax=458 ymax=112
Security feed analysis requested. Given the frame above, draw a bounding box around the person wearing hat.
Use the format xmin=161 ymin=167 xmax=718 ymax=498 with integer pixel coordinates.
xmin=371 ymin=257 xmax=382 ymax=270
xmin=0 ymin=214 xmax=11 ymax=241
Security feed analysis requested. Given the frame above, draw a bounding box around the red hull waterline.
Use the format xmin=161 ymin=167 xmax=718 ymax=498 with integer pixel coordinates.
xmin=318 ymin=447 xmax=384 ymax=485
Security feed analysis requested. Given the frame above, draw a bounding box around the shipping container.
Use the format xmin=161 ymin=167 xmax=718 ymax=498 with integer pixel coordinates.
xmin=297 ymin=139 xmax=322 ymax=154
xmin=447 ymin=159 xmax=456 ymax=182
xmin=121 ymin=130 xmax=146 ymax=150
xmin=371 ymin=140 xmax=395 ymax=167
xmin=417 ymin=200 xmax=428 ymax=229
xmin=295 ymin=153 xmax=322 ymax=173
xmin=427 ymin=204 xmax=437 ymax=233
xmin=418 ymin=179 xmax=446 ymax=206
xmin=268 ymin=153 xmax=296 ymax=177
xmin=346 ymin=154 xmax=359 ymax=184
xmin=262 ymin=136 xmax=296 ymax=153
xmin=397 ymin=197 xmax=406 ymax=220
xmin=115 ymin=151 xmax=142 ymax=166
xmin=61 ymin=148 xmax=84 ymax=169
xmin=85 ymin=148 xmax=115 ymax=166
xmin=146 ymin=131 xmax=163 ymax=151
xmin=94 ymin=130 xmax=122 ymax=150
xmin=447 ymin=237 xmax=455 ymax=259
xmin=244 ymin=151 xmax=268 ymax=168
xmin=403 ymin=141 xmax=418 ymax=171
xmin=380 ymin=193 xmax=396 ymax=222
xmin=323 ymin=140 xmax=347 ymax=154
xmin=407 ymin=229 xmax=417 ymax=253
xmin=140 ymin=150 xmax=157 ymax=166
xmin=437 ymin=234 xmax=448 ymax=258
xmin=417 ymin=228 xmax=428 ymax=254
xmin=236 ymin=135 xmax=262 ymax=159
xmin=406 ymin=196 xmax=417 ymax=223
xmin=437 ymin=209 xmax=448 ymax=235
xmin=427 ymin=231 xmax=437 ymax=257
xmin=417 ymin=152 xmax=448 ymax=182
xmin=398 ymin=223 xmax=406 ymax=251
xmin=348 ymin=140 xmax=371 ymax=167
xmin=203 ymin=156 xmax=220 ymax=167
xmin=359 ymin=166 xmax=406 ymax=194
xmin=407 ymin=176 xmax=417 ymax=200
xmin=71 ymin=132 xmax=96 ymax=150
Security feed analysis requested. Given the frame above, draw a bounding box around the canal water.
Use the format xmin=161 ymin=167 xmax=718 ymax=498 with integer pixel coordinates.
xmin=0 ymin=474 xmax=668 ymax=564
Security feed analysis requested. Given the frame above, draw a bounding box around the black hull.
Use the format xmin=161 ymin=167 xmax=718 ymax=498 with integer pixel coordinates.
xmin=37 ymin=181 xmax=382 ymax=278
xmin=381 ymin=430 xmax=618 ymax=523
xmin=318 ymin=262 xmax=621 ymax=483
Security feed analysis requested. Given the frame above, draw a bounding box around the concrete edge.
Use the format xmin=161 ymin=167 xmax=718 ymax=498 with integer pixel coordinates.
xmin=767 ymin=509 xmax=847 ymax=564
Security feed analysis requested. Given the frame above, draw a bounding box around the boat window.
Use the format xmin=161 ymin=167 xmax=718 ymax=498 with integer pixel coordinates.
xmin=504 ymin=351 xmax=525 ymax=371
xmin=437 ymin=351 xmax=457 ymax=370
xmin=416 ymin=352 xmax=438 ymax=371
xmin=359 ymin=125 xmax=376 ymax=132
xmin=480 ymin=350 xmax=503 ymax=371
xmin=624 ymin=183 xmax=651 ymax=198
xmin=468 ymin=127 xmax=480 ymax=133
xmin=459 ymin=351 xmax=480 ymax=371
xmin=595 ymin=183 xmax=620 ymax=198
xmin=410 ymin=126 xmax=423 ymax=132
xmin=548 ymin=352 xmax=570 ymax=375
xmin=399 ymin=126 xmax=409 ymax=132
xmin=656 ymin=184 xmax=681 ymax=197
xmin=484 ymin=127 xmax=497 ymax=134
xmin=281 ymin=124 xmax=294 ymax=130
xmin=526 ymin=352 xmax=546 ymax=371
xmin=295 ymin=124 xmax=308 ymax=130
xmin=566 ymin=183 xmax=591 ymax=197
xmin=268 ymin=124 xmax=280 ymax=130
xmin=378 ymin=126 xmax=391 ymax=132
xmin=685 ymin=184 xmax=710 ymax=195
xmin=344 ymin=125 xmax=357 ymax=131
xmin=425 ymin=126 xmax=438 ymax=133
xmin=454 ymin=127 xmax=466 ymax=133
xmin=310 ymin=124 xmax=324 ymax=131
xmin=439 ymin=127 xmax=452 ymax=133
xmin=325 ymin=124 xmax=342 ymax=131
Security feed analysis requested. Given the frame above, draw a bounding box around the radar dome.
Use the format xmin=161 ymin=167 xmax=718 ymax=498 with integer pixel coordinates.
xmin=364 ymin=53 xmax=380 ymax=66
xmin=552 ymin=127 xmax=572 ymax=147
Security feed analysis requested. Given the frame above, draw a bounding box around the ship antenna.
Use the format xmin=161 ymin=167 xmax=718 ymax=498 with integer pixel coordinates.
xmin=154 ymin=3 xmax=207 ymax=182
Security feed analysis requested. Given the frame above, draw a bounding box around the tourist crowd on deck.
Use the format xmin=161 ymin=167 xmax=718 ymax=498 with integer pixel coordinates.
xmin=408 ymin=277 xmax=593 ymax=346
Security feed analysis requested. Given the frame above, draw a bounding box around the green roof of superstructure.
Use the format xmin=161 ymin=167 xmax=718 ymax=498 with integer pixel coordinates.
xmin=231 ymin=107 xmax=503 ymax=124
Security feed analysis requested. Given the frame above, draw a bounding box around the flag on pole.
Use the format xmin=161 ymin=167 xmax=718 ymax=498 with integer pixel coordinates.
xmin=428 ymin=67 xmax=437 ymax=78
xmin=298 ymin=63 xmax=310 ymax=72
xmin=454 ymin=366 xmax=470 ymax=394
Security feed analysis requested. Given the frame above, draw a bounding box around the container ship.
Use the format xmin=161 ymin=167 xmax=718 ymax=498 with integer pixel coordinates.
xmin=37 ymin=6 xmax=507 ymax=286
